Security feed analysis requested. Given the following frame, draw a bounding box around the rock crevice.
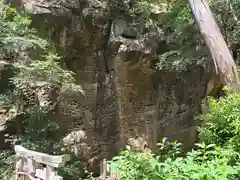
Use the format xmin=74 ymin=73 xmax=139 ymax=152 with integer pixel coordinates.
xmin=0 ymin=0 xmax=213 ymax=172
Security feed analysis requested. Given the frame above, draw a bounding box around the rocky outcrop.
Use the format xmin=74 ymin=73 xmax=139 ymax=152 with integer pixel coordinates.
xmin=0 ymin=58 xmax=12 ymax=93
xmin=110 ymin=29 xmax=208 ymax=150
xmin=1 ymin=0 xmax=212 ymax=172
xmin=0 ymin=50 xmax=15 ymax=149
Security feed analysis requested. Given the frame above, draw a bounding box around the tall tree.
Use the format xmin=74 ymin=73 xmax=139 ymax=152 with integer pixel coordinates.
xmin=188 ymin=0 xmax=239 ymax=88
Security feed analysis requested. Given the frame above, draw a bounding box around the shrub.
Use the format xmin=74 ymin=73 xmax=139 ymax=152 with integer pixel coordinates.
xmin=0 ymin=4 xmax=47 ymax=55
xmin=199 ymin=87 xmax=240 ymax=152
xmin=156 ymin=137 xmax=183 ymax=161
xmin=110 ymin=141 xmax=240 ymax=180
xmin=110 ymin=147 xmax=160 ymax=179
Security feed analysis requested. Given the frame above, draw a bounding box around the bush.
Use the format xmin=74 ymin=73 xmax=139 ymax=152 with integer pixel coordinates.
xmin=199 ymin=87 xmax=240 ymax=152
xmin=156 ymin=137 xmax=183 ymax=161
xmin=110 ymin=147 xmax=160 ymax=179
xmin=110 ymin=141 xmax=240 ymax=180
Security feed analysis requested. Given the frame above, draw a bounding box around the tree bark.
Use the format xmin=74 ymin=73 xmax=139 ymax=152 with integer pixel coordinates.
xmin=188 ymin=0 xmax=239 ymax=87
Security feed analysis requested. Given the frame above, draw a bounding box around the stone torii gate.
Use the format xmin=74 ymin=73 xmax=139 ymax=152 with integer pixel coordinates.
xmin=14 ymin=145 xmax=70 ymax=180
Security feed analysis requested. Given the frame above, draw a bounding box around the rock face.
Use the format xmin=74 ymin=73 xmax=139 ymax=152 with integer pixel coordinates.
xmin=4 ymin=0 xmax=212 ymax=172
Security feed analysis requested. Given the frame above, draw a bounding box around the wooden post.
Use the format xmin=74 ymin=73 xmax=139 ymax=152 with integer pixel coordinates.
xmin=100 ymin=159 xmax=107 ymax=179
xmin=188 ymin=0 xmax=239 ymax=87
xmin=15 ymin=157 xmax=24 ymax=180
xmin=99 ymin=159 xmax=121 ymax=180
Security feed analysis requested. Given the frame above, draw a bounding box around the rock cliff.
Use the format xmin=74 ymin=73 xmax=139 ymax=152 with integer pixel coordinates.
xmin=1 ymin=0 xmax=213 ymax=172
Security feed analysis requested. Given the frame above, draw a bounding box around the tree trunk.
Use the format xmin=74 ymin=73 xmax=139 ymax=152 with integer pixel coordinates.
xmin=188 ymin=0 xmax=239 ymax=88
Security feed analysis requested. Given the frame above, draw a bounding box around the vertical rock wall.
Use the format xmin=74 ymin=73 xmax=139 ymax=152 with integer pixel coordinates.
xmin=2 ymin=0 xmax=213 ymax=171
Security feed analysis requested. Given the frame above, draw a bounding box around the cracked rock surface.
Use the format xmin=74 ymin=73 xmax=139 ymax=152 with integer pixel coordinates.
xmin=0 ymin=0 xmax=213 ymax=172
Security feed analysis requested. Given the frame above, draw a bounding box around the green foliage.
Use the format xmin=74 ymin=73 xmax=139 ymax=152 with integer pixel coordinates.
xmin=154 ymin=0 xmax=208 ymax=72
xmin=110 ymin=141 xmax=240 ymax=180
xmin=12 ymin=53 xmax=82 ymax=94
xmin=14 ymin=106 xmax=60 ymax=151
xmin=110 ymin=147 xmax=160 ymax=179
xmin=57 ymin=153 xmax=84 ymax=180
xmin=13 ymin=53 xmax=74 ymax=84
xmin=111 ymin=0 xmax=208 ymax=72
xmin=158 ymin=144 xmax=240 ymax=180
xmin=163 ymin=1 xmax=194 ymax=43
xmin=0 ymin=5 xmax=48 ymax=54
xmin=156 ymin=137 xmax=183 ymax=161
xmin=112 ymin=0 xmax=152 ymax=23
xmin=196 ymin=88 xmax=240 ymax=179
xmin=155 ymin=0 xmax=240 ymax=72
xmin=209 ymin=0 xmax=240 ymax=64
xmin=199 ymin=88 xmax=240 ymax=153
xmin=0 ymin=5 xmax=80 ymax=92
xmin=0 ymin=91 xmax=13 ymax=107
xmin=156 ymin=50 xmax=207 ymax=72
xmin=0 ymin=5 xmax=83 ymax=180
xmin=0 ymin=150 xmax=15 ymax=180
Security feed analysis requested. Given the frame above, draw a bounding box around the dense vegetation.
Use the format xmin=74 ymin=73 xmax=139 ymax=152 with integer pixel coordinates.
xmin=110 ymin=140 xmax=240 ymax=179
xmin=0 ymin=4 xmax=83 ymax=180
xmin=1 ymin=0 xmax=240 ymax=179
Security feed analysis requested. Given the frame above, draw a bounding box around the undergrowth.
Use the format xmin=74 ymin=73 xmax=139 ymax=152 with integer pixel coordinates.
xmin=110 ymin=139 xmax=240 ymax=180
xmin=0 ymin=4 xmax=83 ymax=180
